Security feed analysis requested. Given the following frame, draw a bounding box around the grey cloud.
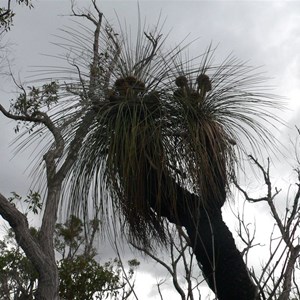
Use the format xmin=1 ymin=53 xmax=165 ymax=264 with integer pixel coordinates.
xmin=1 ymin=2 xmax=300 ymax=298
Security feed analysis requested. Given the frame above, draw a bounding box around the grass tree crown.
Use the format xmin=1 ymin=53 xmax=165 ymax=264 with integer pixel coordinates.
xmin=11 ymin=6 xmax=284 ymax=247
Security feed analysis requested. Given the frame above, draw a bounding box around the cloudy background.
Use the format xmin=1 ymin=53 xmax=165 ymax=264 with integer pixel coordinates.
xmin=1 ymin=0 xmax=300 ymax=299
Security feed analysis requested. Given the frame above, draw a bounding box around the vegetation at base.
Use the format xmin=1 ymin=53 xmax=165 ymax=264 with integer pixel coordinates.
xmin=0 ymin=213 xmax=139 ymax=300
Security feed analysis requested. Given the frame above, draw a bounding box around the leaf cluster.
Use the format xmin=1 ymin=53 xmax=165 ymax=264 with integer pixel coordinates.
xmin=10 ymin=82 xmax=59 ymax=116
xmin=0 ymin=0 xmax=33 ymax=31
xmin=59 ymin=256 xmax=120 ymax=300
xmin=55 ymin=215 xmax=139 ymax=300
xmin=0 ymin=230 xmax=38 ymax=299
xmin=0 ymin=214 xmax=139 ymax=300
xmin=8 ymin=190 xmax=42 ymax=215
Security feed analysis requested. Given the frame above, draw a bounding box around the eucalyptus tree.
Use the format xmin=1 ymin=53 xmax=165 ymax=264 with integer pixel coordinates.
xmin=0 ymin=1 xmax=283 ymax=299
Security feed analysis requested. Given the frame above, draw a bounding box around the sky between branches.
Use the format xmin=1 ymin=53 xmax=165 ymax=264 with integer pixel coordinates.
xmin=0 ymin=1 xmax=300 ymax=298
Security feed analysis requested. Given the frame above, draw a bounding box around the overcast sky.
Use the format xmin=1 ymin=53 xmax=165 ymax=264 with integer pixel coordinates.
xmin=1 ymin=1 xmax=300 ymax=299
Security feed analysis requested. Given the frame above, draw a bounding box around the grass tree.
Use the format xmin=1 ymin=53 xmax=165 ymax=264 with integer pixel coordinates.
xmin=0 ymin=1 xmax=283 ymax=299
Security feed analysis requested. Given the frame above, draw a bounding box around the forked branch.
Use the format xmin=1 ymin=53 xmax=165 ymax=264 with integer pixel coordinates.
xmin=234 ymin=155 xmax=300 ymax=300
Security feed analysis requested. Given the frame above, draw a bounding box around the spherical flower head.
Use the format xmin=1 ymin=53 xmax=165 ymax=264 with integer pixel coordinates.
xmin=114 ymin=78 xmax=128 ymax=93
xmin=126 ymin=76 xmax=146 ymax=91
xmin=196 ymin=74 xmax=212 ymax=92
xmin=114 ymin=76 xmax=146 ymax=98
xmin=175 ymin=75 xmax=188 ymax=87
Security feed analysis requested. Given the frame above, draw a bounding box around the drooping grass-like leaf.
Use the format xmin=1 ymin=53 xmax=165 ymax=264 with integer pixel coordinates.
xmin=13 ymin=10 xmax=284 ymax=247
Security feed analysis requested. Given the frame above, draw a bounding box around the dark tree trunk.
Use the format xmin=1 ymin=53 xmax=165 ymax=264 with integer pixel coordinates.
xmin=145 ymin=167 xmax=257 ymax=300
xmin=185 ymin=209 xmax=257 ymax=300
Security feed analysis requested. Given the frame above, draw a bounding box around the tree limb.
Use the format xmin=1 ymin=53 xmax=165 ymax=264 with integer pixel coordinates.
xmin=0 ymin=193 xmax=55 ymax=285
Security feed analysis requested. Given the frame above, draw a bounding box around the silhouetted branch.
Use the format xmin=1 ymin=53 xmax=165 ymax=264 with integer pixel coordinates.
xmin=233 ymin=153 xmax=300 ymax=300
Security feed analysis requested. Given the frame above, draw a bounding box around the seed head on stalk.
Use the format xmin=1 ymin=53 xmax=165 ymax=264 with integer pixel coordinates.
xmin=13 ymin=4 xmax=284 ymax=248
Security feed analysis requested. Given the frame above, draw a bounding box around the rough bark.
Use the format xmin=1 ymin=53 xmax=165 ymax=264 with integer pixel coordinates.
xmin=185 ymin=209 xmax=257 ymax=300
xmin=145 ymin=166 xmax=257 ymax=300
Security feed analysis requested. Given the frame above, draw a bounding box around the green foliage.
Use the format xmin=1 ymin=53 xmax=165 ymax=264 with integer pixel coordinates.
xmin=0 ymin=229 xmax=38 ymax=299
xmin=0 ymin=189 xmax=140 ymax=299
xmin=0 ymin=0 xmax=33 ymax=31
xmin=8 ymin=81 xmax=59 ymax=134
xmin=55 ymin=215 xmax=83 ymax=253
xmin=24 ymin=191 xmax=42 ymax=214
xmin=0 ymin=213 xmax=139 ymax=299
xmin=8 ymin=190 xmax=42 ymax=215
xmin=59 ymin=256 xmax=119 ymax=300
xmin=0 ymin=7 xmax=13 ymax=30
xmin=55 ymin=215 xmax=139 ymax=299
xmin=10 ymin=82 xmax=59 ymax=116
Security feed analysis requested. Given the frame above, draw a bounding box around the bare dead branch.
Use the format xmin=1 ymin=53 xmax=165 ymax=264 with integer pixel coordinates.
xmin=285 ymin=180 xmax=300 ymax=234
xmin=278 ymin=245 xmax=300 ymax=300
xmin=0 ymin=103 xmax=42 ymax=122
xmin=235 ymin=154 xmax=300 ymax=300
xmin=114 ymin=242 xmax=139 ymax=300
xmin=70 ymin=0 xmax=99 ymax=26
xmin=133 ymin=32 xmax=162 ymax=74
